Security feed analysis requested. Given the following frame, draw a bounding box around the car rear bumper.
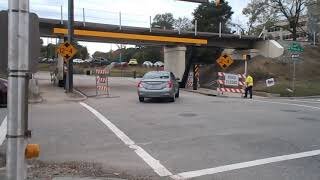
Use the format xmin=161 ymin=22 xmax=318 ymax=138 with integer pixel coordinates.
xmin=138 ymin=88 xmax=175 ymax=98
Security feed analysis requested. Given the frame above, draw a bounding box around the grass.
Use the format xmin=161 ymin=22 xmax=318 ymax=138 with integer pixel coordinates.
xmin=255 ymin=80 xmax=320 ymax=97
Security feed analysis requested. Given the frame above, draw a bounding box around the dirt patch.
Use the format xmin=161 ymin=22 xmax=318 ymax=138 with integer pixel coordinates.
xmin=27 ymin=161 xmax=154 ymax=180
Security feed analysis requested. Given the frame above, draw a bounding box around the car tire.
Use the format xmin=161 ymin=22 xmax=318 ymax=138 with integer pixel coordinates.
xmin=175 ymin=89 xmax=180 ymax=98
xmin=139 ymin=97 xmax=144 ymax=102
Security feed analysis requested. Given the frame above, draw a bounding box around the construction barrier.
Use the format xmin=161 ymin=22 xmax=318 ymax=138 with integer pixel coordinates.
xmin=95 ymin=68 xmax=110 ymax=96
xmin=217 ymin=72 xmax=246 ymax=95
xmin=186 ymin=71 xmax=194 ymax=88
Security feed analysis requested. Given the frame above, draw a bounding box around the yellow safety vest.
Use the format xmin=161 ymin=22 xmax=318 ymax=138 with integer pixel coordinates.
xmin=245 ymin=75 xmax=254 ymax=87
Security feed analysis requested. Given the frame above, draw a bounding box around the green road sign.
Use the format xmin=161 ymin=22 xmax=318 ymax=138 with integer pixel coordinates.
xmin=288 ymin=42 xmax=304 ymax=53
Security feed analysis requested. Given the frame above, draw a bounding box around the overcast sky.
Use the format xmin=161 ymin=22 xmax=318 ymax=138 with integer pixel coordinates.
xmin=0 ymin=0 xmax=250 ymax=55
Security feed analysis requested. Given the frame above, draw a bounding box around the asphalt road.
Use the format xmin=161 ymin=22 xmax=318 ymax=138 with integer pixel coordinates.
xmin=1 ymin=74 xmax=320 ymax=179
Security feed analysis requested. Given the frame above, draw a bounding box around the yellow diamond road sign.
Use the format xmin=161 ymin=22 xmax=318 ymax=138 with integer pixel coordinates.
xmin=57 ymin=41 xmax=77 ymax=61
xmin=216 ymin=54 xmax=233 ymax=69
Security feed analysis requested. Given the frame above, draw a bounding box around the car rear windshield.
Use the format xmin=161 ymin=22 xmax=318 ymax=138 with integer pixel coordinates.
xmin=143 ymin=72 xmax=169 ymax=79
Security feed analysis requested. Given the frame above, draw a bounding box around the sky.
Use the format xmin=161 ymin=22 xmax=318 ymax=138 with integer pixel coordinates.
xmin=0 ymin=0 xmax=250 ymax=56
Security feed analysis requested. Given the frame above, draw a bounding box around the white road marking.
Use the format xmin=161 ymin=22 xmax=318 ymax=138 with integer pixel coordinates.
xmin=0 ymin=116 xmax=7 ymax=145
xmin=79 ymin=102 xmax=173 ymax=177
xmin=287 ymin=99 xmax=320 ymax=104
xmin=253 ymin=99 xmax=320 ymax=110
xmin=172 ymin=149 xmax=320 ymax=179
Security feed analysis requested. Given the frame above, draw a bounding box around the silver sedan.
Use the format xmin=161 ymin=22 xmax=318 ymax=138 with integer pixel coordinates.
xmin=137 ymin=71 xmax=180 ymax=102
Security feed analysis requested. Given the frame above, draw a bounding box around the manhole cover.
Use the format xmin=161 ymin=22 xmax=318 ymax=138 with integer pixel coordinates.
xmin=211 ymin=101 xmax=224 ymax=103
xmin=297 ymin=117 xmax=319 ymax=121
xmin=281 ymin=109 xmax=299 ymax=113
xmin=179 ymin=113 xmax=198 ymax=117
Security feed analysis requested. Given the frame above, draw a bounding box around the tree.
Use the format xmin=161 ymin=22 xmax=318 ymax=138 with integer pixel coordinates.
xmin=267 ymin=0 xmax=311 ymax=41
xmin=152 ymin=13 xmax=175 ymax=30
xmin=242 ymin=0 xmax=278 ymax=35
xmin=74 ymin=42 xmax=89 ymax=60
xmin=243 ymin=0 xmax=313 ymax=40
xmin=192 ymin=0 xmax=234 ymax=33
xmin=174 ymin=17 xmax=193 ymax=31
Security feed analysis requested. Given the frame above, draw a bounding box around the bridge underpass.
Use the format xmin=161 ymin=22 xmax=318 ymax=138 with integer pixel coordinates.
xmin=37 ymin=17 xmax=284 ymax=88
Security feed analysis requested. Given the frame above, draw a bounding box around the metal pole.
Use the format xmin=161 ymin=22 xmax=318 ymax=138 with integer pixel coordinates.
xmin=149 ymin=16 xmax=152 ymax=32
xmin=313 ymin=32 xmax=316 ymax=46
xmin=66 ymin=0 xmax=74 ymax=92
xmin=119 ymin=11 xmax=122 ymax=30
xmin=60 ymin=5 xmax=63 ymax=24
xmin=244 ymin=60 xmax=248 ymax=76
xmin=195 ymin=20 xmax=197 ymax=36
xmin=7 ymin=0 xmax=30 ymax=179
xmin=82 ymin=8 xmax=86 ymax=26
xmin=219 ymin=22 xmax=222 ymax=38
xmin=96 ymin=74 xmax=98 ymax=96
xmin=292 ymin=58 xmax=296 ymax=96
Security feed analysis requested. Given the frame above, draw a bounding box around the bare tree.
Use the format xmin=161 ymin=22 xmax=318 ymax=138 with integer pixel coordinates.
xmin=242 ymin=0 xmax=278 ymax=35
xmin=267 ymin=0 xmax=311 ymax=41
xmin=174 ymin=17 xmax=193 ymax=31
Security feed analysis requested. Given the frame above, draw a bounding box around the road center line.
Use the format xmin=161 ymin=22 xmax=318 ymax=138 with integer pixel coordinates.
xmin=172 ymin=149 xmax=320 ymax=179
xmin=0 ymin=116 xmax=7 ymax=145
xmin=253 ymin=99 xmax=320 ymax=110
xmin=79 ymin=102 xmax=173 ymax=177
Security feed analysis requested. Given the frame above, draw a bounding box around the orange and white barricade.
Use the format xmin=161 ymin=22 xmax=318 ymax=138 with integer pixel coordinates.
xmin=217 ymin=72 xmax=246 ymax=96
xmin=95 ymin=68 xmax=110 ymax=96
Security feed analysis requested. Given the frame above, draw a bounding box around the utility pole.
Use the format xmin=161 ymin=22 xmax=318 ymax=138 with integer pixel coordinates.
xmin=66 ymin=0 xmax=74 ymax=92
xmin=7 ymin=0 xmax=30 ymax=179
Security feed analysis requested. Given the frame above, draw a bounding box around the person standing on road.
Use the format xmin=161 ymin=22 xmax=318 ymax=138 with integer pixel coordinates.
xmin=244 ymin=74 xmax=254 ymax=99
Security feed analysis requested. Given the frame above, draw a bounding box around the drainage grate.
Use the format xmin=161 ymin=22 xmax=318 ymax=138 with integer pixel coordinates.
xmin=281 ymin=109 xmax=300 ymax=113
xmin=179 ymin=113 xmax=198 ymax=117
xmin=297 ymin=117 xmax=319 ymax=121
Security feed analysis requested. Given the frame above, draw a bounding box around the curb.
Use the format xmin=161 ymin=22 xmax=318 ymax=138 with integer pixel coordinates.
xmin=65 ymin=89 xmax=88 ymax=102
xmin=28 ymin=95 xmax=44 ymax=104
xmin=181 ymin=89 xmax=217 ymax=97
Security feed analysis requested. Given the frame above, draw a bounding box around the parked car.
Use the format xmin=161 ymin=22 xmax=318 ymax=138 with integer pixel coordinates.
xmin=84 ymin=58 xmax=93 ymax=63
xmin=120 ymin=62 xmax=128 ymax=67
xmin=137 ymin=71 xmax=179 ymax=102
xmin=128 ymin=59 xmax=138 ymax=66
xmin=143 ymin=61 xmax=153 ymax=67
xmin=0 ymin=79 xmax=7 ymax=107
xmin=73 ymin=59 xmax=85 ymax=64
xmin=154 ymin=61 xmax=164 ymax=67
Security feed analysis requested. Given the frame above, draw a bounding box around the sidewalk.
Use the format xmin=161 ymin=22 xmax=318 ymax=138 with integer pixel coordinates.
xmin=34 ymin=72 xmax=87 ymax=103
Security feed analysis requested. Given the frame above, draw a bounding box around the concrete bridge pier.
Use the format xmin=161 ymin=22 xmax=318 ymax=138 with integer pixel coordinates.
xmin=164 ymin=46 xmax=187 ymax=81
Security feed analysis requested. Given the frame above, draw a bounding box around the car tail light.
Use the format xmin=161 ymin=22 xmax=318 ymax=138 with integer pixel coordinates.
xmin=167 ymin=81 xmax=173 ymax=88
xmin=138 ymin=81 xmax=143 ymax=88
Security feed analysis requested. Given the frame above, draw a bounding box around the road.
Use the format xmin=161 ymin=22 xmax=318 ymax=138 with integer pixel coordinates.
xmin=1 ymin=74 xmax=320 ymax=179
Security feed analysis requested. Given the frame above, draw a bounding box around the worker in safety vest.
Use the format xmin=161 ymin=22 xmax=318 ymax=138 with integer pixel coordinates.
xmin=244 ymin=74 xmax=254 ymax=99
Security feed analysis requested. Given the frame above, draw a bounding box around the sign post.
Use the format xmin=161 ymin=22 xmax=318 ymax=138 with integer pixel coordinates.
xmin=288 ymin=42 xmax=304 ymax=96
xmin=67 ymin=0 xmax=75 ymax=93
xmin=7 ymin=0 xmax=30 ymax=179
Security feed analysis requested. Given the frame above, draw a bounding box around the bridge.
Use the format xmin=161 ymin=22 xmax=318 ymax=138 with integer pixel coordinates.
xmin=38 ymin=17 xmax=284 ymax=84
xmin=40 ymin=18 xmax=261 ymax=49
